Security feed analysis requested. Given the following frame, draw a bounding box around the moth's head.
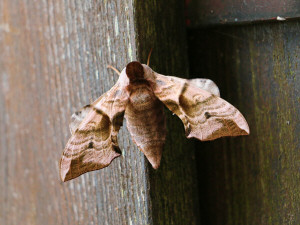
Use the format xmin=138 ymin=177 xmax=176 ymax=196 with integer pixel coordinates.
xmin=126 ymin=61 xmax=145 ymax=82
xmin=125 ymin=61 xmax=156 ymax=84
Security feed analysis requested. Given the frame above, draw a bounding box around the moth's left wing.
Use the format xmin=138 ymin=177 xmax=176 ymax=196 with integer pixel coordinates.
xmin=60 ymin=83 xmax=128 ymax=182
xmin=153 ymin=73 xmax=249 ymax=141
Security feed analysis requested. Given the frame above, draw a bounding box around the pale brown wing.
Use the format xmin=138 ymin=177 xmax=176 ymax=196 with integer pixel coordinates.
xmin=60 ymin=83 xmax=128 ymax=182
xmin=154 ymin=73 xmax=249 ymax=141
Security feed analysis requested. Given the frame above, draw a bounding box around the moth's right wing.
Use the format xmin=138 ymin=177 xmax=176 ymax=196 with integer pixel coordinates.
xmin=162 ymin=75 xmax=220 ymax=97
xmin=60 ymin=83 xmax=128 ymax=182
xmin=153 ymin=73 xmax=249 ymax=141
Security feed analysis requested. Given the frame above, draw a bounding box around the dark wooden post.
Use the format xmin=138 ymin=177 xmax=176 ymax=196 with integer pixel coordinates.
xmin=135 ymin=1 xmax=199 ymax=224
xmin=0 ymin=1 xmax=198 ymax=224
xmin=187 ymin=0 xmax=300 ymax=224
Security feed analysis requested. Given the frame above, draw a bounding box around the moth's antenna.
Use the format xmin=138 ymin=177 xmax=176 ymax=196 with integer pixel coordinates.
xmin=147 ymin=48 xmax=153 ymax=66
xmin=107 ymin=65 xmax=121 ymax=76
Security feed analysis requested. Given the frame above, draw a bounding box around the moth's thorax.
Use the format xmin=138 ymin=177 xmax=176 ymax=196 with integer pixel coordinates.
xmin=127 ymin=83 xmax=157 ymax=111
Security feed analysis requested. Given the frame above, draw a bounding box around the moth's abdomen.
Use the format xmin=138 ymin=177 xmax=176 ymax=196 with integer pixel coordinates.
xmin=125 ymin=84 xmax=166 ymax=168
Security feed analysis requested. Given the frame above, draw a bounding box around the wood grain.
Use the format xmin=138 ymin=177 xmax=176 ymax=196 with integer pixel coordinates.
xmin=134 ymin=1 xmax=200 ymax=224
xmin=188 ymin=20 xmax=300 ymax=224
xmin=0 ymin=0 xmax=200 ymax=224
xmin=186 ymin=0 xmax=300 ymax=27
xmin=0 ymin=1 xmax=152 ymax=224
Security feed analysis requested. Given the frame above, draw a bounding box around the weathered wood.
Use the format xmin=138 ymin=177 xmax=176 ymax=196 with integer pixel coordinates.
xmin=186 ymin=0 xmax=300 ymax=27
xmin=0 ymin=1 xmax=151 ymax=224
xmin=0 ymin=0 xmax=198 ymax=224
xmin=134 ymin=1 xmax=199 ymax=224
xmin=188 ymin=20 xmax=300 ymax=224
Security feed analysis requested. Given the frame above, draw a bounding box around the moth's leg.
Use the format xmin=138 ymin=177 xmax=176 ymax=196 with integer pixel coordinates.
xmin=107 ymin=65 xmax=121 ymax=76
xmin=147 ymin=48 xmax=153 ymax=66
xmin=189 ymin=78 xmax=220 ymax=97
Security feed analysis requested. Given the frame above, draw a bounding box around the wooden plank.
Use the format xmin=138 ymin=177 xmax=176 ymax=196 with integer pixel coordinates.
xmin=0 ymin=1 xmax=151 ymax=224
xmin=188 ymin=20 xmax=300 ymax=224
xmin=0 ymin=0 xmax=199 ymax=224
xmin=134 ymin=1 xmax=199 ymax=225
xmin=186 ymin=0 xmax=300 ymax=27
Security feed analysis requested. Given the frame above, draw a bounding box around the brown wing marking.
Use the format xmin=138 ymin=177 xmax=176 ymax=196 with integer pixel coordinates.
xmin=60 ymin=83 xmax=128 ymax=181
xmin=154 ymin=74 xmax=249 ymax=141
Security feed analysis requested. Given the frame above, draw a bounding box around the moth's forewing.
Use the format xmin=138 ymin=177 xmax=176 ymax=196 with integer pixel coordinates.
xmin=153 ymin=73 xmax=249 ymax=141
xmin=60 ymin=82 xmax=128 ymax=182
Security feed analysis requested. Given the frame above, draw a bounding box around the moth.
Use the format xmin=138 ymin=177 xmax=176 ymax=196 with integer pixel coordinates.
xmin=60 ymin=55 xmax=249 ymax=182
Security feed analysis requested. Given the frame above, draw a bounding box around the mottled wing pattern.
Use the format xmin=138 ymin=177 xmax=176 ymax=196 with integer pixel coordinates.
xmin=160 ymin=76 xmax=220 ymax=96
xmin=60 ymin=83 xmax=128 ymax=182
xmin=154 ymin=74 xmax=249 ymax=141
